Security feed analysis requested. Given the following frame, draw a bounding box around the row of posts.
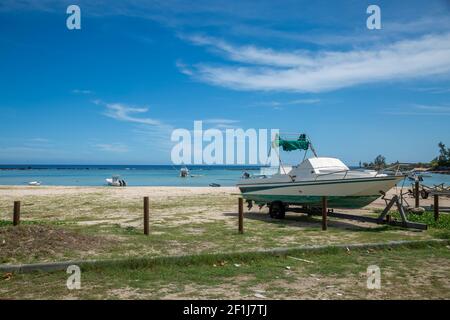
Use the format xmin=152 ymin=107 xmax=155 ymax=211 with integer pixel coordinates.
xmin=6 ymin=196 xmax=327 ymax=233
xmin=6 ymin=193 xmax=440 ymax=233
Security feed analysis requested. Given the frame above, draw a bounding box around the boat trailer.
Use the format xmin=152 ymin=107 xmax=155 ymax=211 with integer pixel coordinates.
xmin=238 ymin=194 xmax=428 ymax=233
xmin=296 ymin=195 xmax=428 ymax=231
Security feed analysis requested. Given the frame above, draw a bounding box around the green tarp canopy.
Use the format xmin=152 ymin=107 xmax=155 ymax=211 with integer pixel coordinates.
xmin=274 ymin=134 xmax=310 ymax=152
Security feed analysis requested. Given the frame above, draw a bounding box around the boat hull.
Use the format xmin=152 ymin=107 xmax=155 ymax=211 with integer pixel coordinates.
xmin=238 ymin=176 xmax=403 ymax=208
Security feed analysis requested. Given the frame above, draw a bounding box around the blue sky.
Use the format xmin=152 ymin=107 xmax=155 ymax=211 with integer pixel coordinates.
xmin=0 ymin=0 xmax=449 ymax=165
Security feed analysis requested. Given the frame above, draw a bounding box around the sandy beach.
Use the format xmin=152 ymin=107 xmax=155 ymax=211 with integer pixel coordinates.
xmin=1 ymin=185 xmax=450 ymax=299
xmin=0 ymin=185 xmax=448 ymax=210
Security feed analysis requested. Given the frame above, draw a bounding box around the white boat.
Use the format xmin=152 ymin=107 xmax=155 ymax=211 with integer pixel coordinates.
xmin=237 ymin=134 xmax=405 ymax=213
xmin=407 ymin=169 xmax=432 ymax=181
xmin=105 ymin=175 xmax=127 ymax=187
xmin=180 ymin=166 xmax=190 ymax=178
xmin=28 ymin=181 xmax=41 ymax=186
xmin=408 ymin=172 xmax=424 ymax=182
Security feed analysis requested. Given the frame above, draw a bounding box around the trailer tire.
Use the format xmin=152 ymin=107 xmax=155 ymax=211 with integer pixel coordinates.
xmin=420 ymin=189 xmax=429 ymax=199
xmin=269 ymin=201 xmax=286 ymax=219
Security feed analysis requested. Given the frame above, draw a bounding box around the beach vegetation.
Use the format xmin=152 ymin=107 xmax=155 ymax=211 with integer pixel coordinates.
xmin=2 ymin=244 xmax=450 ymax=299
xmin=430 ymin=142 xmax=450 ymax=169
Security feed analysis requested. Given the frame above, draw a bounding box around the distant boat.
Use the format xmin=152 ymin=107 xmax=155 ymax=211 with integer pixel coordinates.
xmin=209 ymin=183 xmax=221 ymax=187
xmin=408 ymin=171 xmax=425 ymax=181
xmin=28 ymin=181 xmax=41 ymax=186
xmin=408 ymin=168 xmax=432 ymax=180
xmin=180 ymin=166 xmax=189 ymax=178
xmin=105 ymin=175 xmax=127 ymax=187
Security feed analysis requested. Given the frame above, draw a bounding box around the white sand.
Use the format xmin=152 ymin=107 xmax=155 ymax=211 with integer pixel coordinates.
xmin=0 ymin=185 xmax=447 ymax=207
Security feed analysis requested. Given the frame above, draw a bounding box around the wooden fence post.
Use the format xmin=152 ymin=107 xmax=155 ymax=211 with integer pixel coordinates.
xmin=321 ymin=196 xmax=327 ymax=231
xmin=434 ymin=194 xmax=439 ymax=222
xmin=238 ymin=198 xmax=244 ymax=234
xmin=144 ymin=196 xmax=149 ymax=235
xmin=13 ymin=201 xmax=21 ymax=226
xmin=415 ymin=180 xmax=420 ymax=208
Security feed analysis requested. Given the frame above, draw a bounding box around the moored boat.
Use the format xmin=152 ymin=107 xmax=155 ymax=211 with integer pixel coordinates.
xmin=180 ymin=166 xmax=190 ymax=178
xmin=105 ymin=175 xmax=127 ymax=187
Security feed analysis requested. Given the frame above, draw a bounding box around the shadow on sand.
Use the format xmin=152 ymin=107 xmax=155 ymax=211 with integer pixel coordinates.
xmin=223 ymin=210 xmax=391 ymax=232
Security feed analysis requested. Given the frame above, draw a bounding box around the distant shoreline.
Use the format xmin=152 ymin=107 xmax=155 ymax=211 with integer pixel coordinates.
xmin=0 ymin=165 xmax=263 ymax=171
xmin=429 ymin=170 xmax=450 ymax=175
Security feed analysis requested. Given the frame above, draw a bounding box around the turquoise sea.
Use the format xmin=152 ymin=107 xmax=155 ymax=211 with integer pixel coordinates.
xmin=0 ymin=165 xmax=448 ymax=187
xmin=0 ymin=165 xmax=260 ymax=187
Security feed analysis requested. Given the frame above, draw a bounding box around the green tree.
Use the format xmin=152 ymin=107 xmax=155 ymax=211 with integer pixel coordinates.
xmin=373 ymin=154 xmax=386 ymax=170
xmin=433 ymin=142 xmax=450 ymax=167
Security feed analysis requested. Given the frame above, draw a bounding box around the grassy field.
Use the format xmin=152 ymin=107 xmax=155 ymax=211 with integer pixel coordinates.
xmin=0 ymin=188 xmax=446 ymax=265
xmin=1 ymin=243 xmax=450 ymax=299
xmin=1 ymin=187 xmax=449 ymax=299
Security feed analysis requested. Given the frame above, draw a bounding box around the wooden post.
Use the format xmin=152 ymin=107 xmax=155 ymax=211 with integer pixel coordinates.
xmin=386 ymin=214 xmax=391 ymax=224
xmin=143 ymin=196 xmax=149 ymax=235
xmin=434 ymin=194 xmax=439 ymax=222
xmin=238 ymin=197 xmax=244 ymax=234
xmin=13 ymin=201 xmax=20 ymax=226
xmin=415 ymin=180 xmax=420 ymax=208
xmin=321 ymin=196 xmax=327 ymax=231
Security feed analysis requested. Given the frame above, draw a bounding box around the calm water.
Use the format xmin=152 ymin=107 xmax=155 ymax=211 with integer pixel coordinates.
xmin=0 ymin=165 xmax=260 ymax=187
xmin=0 ymin=165 xmax=448 ymax=187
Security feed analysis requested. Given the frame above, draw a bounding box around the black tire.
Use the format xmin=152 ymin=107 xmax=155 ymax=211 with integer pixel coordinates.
xmin=420 ymin=189 xmax=429 ymax=199
xmin=269 ymin=201 xmax=286 ymax=219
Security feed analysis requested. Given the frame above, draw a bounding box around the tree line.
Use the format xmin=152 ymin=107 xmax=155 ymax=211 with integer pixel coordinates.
xmin=362 ymin=142 xmax=450 ymax=171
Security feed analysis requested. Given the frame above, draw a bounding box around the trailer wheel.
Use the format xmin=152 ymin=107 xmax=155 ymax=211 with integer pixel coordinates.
xmin=269 ymin=201 xmax=286 ymax=219
xmin=420 ymin=189 xmax=429 ymax=199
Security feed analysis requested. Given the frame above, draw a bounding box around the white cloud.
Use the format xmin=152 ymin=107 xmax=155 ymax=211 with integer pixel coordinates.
xmin=180 ymin=33 xmax=450 ymax=93
xmin=413 ymin=104 xmax=450 ymax=112
xmin=410 ymin=87 xmax=450 ymax=94
xmin=175 ymin=60 xmax=193 ymax=75
xmin=202 ymin=118 xmax=240 ymax=129
xmin=255 ymin=99 xmax=320 ymax=107
xmin=384 ymin=104 xmax=450 ymax=116
xmin=184 ymin=34 xmax=315 ymax=67
xmin=72 ymin=89 xmax=92 ymax=95
xmin=29 ymin=137 xmax=50 ymax=143
xmin=95 ymin=143 xmax=129 ymax=153
xmin=95 ymin=101 xmax=161 ymax=126
xmin=203 ymin=118 xmax=239 ymax=124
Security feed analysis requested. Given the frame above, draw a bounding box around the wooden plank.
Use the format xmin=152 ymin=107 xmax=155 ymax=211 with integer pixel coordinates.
xmin=378 ymin=195 xmax=398 ymax=222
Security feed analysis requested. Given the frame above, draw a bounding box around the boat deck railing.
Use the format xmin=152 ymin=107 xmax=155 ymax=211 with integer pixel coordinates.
xmin=242 ymin=164 xmax=406 ymax=182
xmin=313 ymin=165 xmax=405 ymax=181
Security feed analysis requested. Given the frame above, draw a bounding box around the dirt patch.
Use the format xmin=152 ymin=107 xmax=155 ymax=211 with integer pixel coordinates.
xmin=0 ymin=225 xmax=116 ymax=264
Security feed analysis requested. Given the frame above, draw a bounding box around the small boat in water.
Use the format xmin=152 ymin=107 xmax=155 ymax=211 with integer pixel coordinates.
xmin=408 ymin=172 xmax=424 ymax=182
xmin=209 ymin=183 xmax=221 ymax=187
xmin=105 ymin=175 xmax=127 ymax=187
xmin=237 ymin=134 xmax=405 ymax=212
xmin=407 ymin=168 xmax=432 ymax=181
xmin=180 ymin=166 xmax=190 ymax=178
xmin=28 ymin=181 xmax=41 ymax=186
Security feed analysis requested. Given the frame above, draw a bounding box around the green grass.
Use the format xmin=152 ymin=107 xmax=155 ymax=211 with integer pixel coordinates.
xmin=2 ymin=244 xmax=450 ymax=299
xmin=405 ymin=211 xmax=450 ymax=229
xmin=2 ymin=188 xmax=449 ymax=299
xmin=0 ymin=190 xmax=441 ymax=264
